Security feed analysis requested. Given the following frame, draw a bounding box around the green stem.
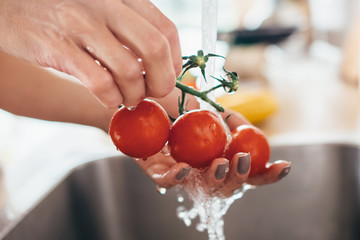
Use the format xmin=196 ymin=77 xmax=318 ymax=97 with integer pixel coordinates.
xmin=175 ymin=81 xmax=224 ymax=112
xmin=203 ymin=84 xmax=223 ymax=95
xmin=179 ymin=90 xmax=186 ymax=115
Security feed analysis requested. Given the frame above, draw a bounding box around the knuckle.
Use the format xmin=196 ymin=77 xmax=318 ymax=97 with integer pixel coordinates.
xmin=160 ymin=21 xmax=179 ymax=44
xmin=37 ymin=45 xmax=78 ymax=75
xmin=145 ymin=35 xmax=170 ymax=60
xmin=88 ymin=73 xmax=124 ymax=108
xmin=119 ymin=63 xmax=142 ymax=81
xmin=55 ymin=3 xmax=97 ymax=34
xmin=88 ymin=72 xmax=114 ymax=95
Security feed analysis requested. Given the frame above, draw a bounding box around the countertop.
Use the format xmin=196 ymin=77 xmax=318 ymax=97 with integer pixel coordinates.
xmin=264 ymin=52 xmax=360 ymax=145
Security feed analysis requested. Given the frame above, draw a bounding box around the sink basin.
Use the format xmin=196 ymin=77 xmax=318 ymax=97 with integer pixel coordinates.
xmin=2 ymin=144 xmax=360 ymax=240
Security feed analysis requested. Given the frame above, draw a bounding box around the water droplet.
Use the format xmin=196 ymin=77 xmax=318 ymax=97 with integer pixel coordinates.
xmin=58 ymin=32 xmax=65 ymax=41
xmin=210 ymin=123 xmax=217 ymax=131
xmin=156 ymin=185 xmax=167 ymax=195
xmin=177 ymin=194 xmax=184 ymax=203
xmin=94 ymin=60 xmax=101 ymax=66
xmin=137 ymin=58 xmax=143 ymax=62
xmin=196 ymin=223 xmax=207 ymax=232
xmin=127 ymin=106 xmax=136 ymax=111
xmin=160 ymin=145 xmax=171 ymax=156
xmin=86 ymin=46 xmax=95 ymax=54
xmin=163 ymin=152 xmax=171 ymax=157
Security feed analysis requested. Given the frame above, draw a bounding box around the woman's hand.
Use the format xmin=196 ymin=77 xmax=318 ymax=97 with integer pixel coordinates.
xmin=134 ymin=151 xmax=192 ymax=189
xmin=134 ymin=93 xmax=291 ymax=197
xmin=0 ymin=0 xmax=181 ymax=108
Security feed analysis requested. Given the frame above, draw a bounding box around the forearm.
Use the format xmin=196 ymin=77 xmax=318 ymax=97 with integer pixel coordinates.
xmin=0 ymin=52 xmax=115 ymax=132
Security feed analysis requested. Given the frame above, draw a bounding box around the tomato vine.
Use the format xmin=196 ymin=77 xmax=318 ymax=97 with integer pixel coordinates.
xmin=175 ymin=50 xmax=239 ymax=115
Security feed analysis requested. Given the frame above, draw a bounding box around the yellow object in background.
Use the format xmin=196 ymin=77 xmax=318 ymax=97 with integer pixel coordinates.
xmin=216 ymin=88 xmax=278 ymax=124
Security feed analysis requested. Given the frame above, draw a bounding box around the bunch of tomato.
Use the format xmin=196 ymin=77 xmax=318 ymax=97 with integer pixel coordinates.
xmin=109 ymin=99 xmax=270 ymax=177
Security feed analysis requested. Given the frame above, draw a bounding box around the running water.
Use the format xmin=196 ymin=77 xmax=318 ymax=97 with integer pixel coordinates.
xmin=199 ymin=0 xmax=219 ymax=108
xmin=175 ymin=1 xmax=255 ymax=240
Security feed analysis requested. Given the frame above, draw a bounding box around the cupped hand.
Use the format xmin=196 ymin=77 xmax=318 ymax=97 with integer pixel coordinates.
xmin=134 ymin=107 xmax=291 ymax=197
xmin=0 ymin=0 xmax=181 ymax=108
xmin=134 ymin=151 xmax=192 ymax=189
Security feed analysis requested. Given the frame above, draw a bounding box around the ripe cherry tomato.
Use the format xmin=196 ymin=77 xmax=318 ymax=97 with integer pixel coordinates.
xmin=168 ymin=110 xmax=227 ymax=168
xmin=224 ymin=125 xmax=270 ymax=177
xmin=109 ymin=99 xmax=170 ymax=158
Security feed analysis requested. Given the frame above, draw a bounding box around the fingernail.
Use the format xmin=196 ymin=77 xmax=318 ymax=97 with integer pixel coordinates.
xmin=215 ymin=162 xmax=229 ymax=180
xmin=176 ymin=167 xmax=191 ymax=180
xmin=238 ymin=153 xmax=251 ymax=174
xmin=278 ymin=166 xmax=291 ymax=179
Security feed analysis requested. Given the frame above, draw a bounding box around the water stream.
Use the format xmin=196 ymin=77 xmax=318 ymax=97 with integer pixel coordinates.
xmin=175 ymin=1 xmax=254 ymax=239
xmin=199 ymin=0 xmax=218 ymax=108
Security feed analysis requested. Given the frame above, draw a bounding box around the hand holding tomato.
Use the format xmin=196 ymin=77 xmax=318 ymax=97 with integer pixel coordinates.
xmin=109 ymin=91 xmax=291 ymax=197
xmin=132 ymin=109 xmax=290 ymax=197
xmin=168 ymin=110 xmax=227 ymax=168
xmin=109 ymin=99 xmax=170 ymax=158
xmin=224 ymin=125 xmax=270 ymax=177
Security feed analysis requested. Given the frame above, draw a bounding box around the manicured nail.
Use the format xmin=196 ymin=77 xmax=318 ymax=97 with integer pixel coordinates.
xmin=238 ymin=153 xmax=251 ymax=174
xmin=176 ymin=167 xmax=191 ymax=180
xmin=278 ymin=166 xmax=291 ymax=179
xmin=215 ymin=162 xmax=229 ymax=180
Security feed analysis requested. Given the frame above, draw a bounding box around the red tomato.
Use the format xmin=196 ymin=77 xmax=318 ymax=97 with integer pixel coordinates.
xmin=224 ymin=125 xmax=270 ymax=177
xmin=109 ymin=99 xmax=170 ymax=158
xmin=168 ymin=110 xmax=227 ymax=168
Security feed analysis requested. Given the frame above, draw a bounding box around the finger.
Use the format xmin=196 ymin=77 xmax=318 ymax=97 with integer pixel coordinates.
xmin=80 ymin=28 xmax=146 ymax=106
xmin=151 ymin=162 xmax=191 ymax=189
xmin=202 ymin=158 xmax=229 ymax=194
xmin=122 ymin=0 xmax=182 ymax=76
xmin=106 ymin=3 xmax=176 ymax=98
xmin=246 ymin=160 xmax=291 ymax=185
xmin=221 ymin=109 xmax=251 ymax=131
xmin=221 ymin=153 xmax=251 ymax=196
xmin=59 ymin=44 xmax=124 ymax=108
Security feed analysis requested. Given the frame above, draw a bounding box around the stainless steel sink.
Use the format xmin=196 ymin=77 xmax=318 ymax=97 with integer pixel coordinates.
xmin=2 ymin=144 xmax=360 ymax=240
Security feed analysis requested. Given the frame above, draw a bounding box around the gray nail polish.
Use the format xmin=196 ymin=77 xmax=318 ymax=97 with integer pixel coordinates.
xmin=176 ymin=167 xmax=191 ymax=180
xmin=215 ymin=162 xmax=229 ymax=180
xmin=278 ymin=166 xmax=291 ymax=179
xmin=238 ymin=153 xmax=251 ymax=174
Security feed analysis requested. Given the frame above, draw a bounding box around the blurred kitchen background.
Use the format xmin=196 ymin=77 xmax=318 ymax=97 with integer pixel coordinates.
xmin=151 ymin=0 xmax=360 ymax=144
xmin=0 ymin=0 xmax=359 ymax=216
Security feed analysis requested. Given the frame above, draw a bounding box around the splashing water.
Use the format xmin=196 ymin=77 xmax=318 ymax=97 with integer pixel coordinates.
xmin=176 ymin=170 xmax=255 ymax=240
xmin=156 ymin=186 xmax=167 ymax=195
